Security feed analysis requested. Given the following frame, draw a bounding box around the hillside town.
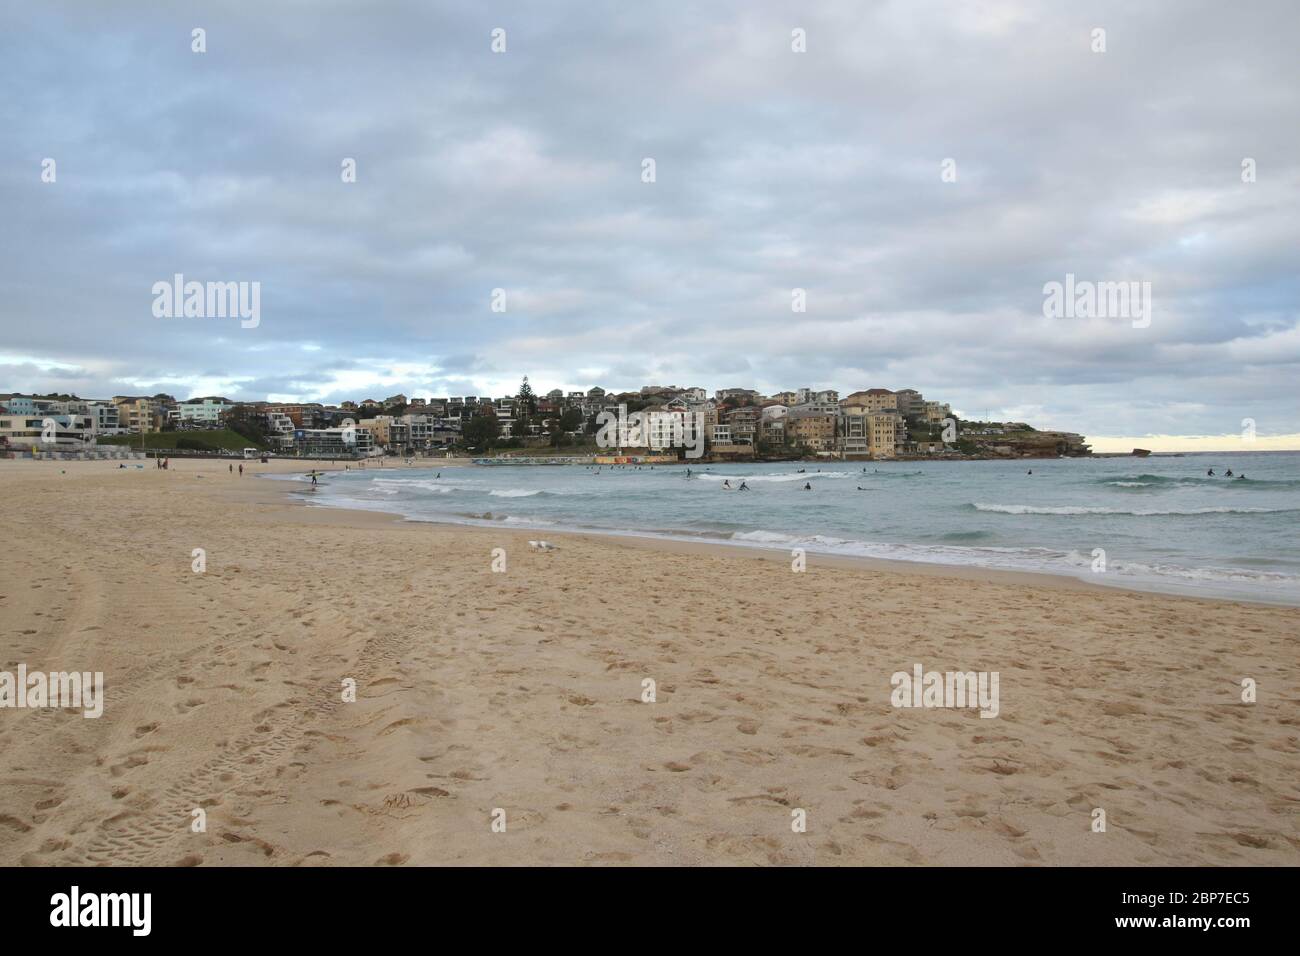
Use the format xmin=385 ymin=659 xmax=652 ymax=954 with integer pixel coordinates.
xmin=0 ymin=382 xmax=1091 ymax=461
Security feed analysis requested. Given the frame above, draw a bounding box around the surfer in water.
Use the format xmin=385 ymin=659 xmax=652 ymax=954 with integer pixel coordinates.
xmin=723 ymin=479 xmax=732 ymax=489
xmin=804 ymin=482 xmax=812 ymax=490
xmin=738 ymin=480 xmax=749 ymax=491
xmin=1225 ymin=469 xmax=1234 ymax=477
xmin=1207 ymin=468 xmax=1215 ymax=476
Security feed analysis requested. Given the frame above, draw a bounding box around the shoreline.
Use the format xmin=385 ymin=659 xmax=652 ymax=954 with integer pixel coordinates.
xmin=257 ymin=465 xmax=1299 ymax=610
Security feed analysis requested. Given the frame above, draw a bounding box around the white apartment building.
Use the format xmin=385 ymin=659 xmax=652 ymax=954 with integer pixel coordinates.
xmin=0 ymin=412 xmax=95 ymax=450
xmin=171 ymin=400 xmax=233 ymax=426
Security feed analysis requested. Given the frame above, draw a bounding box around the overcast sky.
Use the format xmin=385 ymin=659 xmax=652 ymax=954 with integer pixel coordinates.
xmin=2 ymin=1 xmax=1297 ymax=450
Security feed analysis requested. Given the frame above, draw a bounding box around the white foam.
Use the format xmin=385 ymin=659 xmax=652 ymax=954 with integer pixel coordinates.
xmin=973 ymin=503 xmax=1295 ymax=516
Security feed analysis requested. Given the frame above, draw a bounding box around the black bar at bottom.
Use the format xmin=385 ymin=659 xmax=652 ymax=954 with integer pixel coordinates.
xmin=0 ymin=866 xmax=1280 ymax=941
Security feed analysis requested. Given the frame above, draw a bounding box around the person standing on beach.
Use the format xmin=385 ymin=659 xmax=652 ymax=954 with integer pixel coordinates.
xmin=239 ymin=463 xmax=243 ymax=476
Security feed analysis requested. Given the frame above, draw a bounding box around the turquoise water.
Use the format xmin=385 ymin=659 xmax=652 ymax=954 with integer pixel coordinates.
xmin=281 ymin=452 xmax=1300 ymax=605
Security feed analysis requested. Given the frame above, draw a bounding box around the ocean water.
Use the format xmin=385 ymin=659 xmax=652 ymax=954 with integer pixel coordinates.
xmin=278 ymin=452 xmax=1300 ymax=605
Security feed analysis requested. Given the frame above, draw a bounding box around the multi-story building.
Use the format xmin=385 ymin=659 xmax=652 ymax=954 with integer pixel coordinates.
xmin=358 ymin=416 xmax=396 ymax=446
xmin=757 ymin=404 xmax=788 ymax=447
xmin=921 ymin=400 xmax=952 ymax=424
xmin=88 ymin=402 xmax=121 ymax=434
xmin=0 ymin=412 xmax=95 ymax=450
xmin=171 ymin=399 xmax=233 ymax=427
xmin=894 ymin=388 xmax=923 ymax=418
xmin=722 ymin=405 xmax=761 ymax=444
xmin=790 ymin=398 xmax=840 ymax=417
xmin=264 ymin=412 xmax=296 ymax=449
xmin=841 ymin=389 xmax=897 ymax=414
xmin=112 ymin=396 xmax=166 ymax=433
xmin=786 ymin=408 xmax=837 ymax=452
xmin=292 ymin=425 xmax=375 ymax=457
xmin=707 ymin=423 xmax=732 ymax=445
xmin=838 ymin=411 xmax=869 ymax=455
xmin=867 ymin=411 xmax=898 ymax=458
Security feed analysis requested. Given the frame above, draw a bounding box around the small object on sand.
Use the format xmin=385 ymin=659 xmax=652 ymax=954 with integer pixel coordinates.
xmin=528 ymin=540 xmax=558 ymax=552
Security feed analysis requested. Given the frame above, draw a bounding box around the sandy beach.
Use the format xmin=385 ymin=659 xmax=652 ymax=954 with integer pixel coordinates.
xmin=1 ymin=457 xmax=1296 ymax=866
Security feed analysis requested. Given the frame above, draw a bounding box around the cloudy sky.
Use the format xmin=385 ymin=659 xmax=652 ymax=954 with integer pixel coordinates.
xmin=2 ymin=0 xmax=1297 ymax=450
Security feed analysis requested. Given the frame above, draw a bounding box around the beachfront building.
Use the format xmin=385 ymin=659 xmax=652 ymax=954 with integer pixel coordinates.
xmin=358 ymin=416 xmax=392 ymax=447
xmin=867 ymin=411 xmax=899 ymax=458
xmin=786 ymin=408 xmax=837 ymax=452
xmin=170 ymin=399 xmax=233 ymax=428
xmin=112 ymin=397 xmax=166 ymax=433
xmin=396 ymin=413 xmax=457 ymax=450
xmin=264 ymin=412 xmax=296 ymax=450
xmin=838 ymin=411 xmax=869 ymax=456
xmin=706 ymin=423 xmax=732 ymax=445
xmin=722 ymin=405 xmax=761 ymax=444
xmin=759 ymin=404 xmax=788 ymax=447
xmin=0 ymin=412 xmax=95 ymax=450
xmin=291 ymin=425 xmax=375 ymax=457
xmin=87 ymin=402 xmax=121 ymax=434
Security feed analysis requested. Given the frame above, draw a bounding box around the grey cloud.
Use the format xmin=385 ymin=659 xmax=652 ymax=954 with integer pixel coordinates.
xmin=1 ymin=0 xmax=1297 ymax=439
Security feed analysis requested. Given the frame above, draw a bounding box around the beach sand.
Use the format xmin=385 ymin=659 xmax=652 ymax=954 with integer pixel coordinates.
xmin=1 ymin=457 xmax=1296 ymax=866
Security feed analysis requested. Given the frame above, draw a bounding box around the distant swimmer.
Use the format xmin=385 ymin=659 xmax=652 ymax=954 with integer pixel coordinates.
xmin=436 ymin=472 xmax=441 ymax=478
xmin=1225 ymin=469 xmax=1234 ymax=477
xmin=738 ymin=481 xmax=749 ymax=491
xmin=804 ymin=482 xmax=812 ymax=490
xmin=1027 ymin=470 xmax=1032 ymax=475
xmin=1207 ymin=468 xmax=1215 ymax=476
xmin=723 ymin=479 xmax=732 ymax=489
xmin=1237 ymin=474 xmax=1246 ymax=480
